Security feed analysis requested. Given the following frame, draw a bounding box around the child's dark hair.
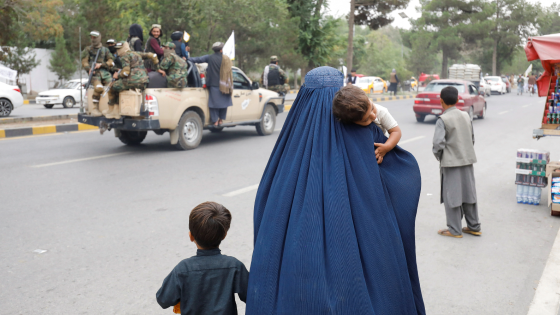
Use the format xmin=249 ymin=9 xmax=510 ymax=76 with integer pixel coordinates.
xmin=332 ymin=85 xmax=370 ymax=124
xmin=189 ymin=202 xmax=232 ymax=249
xmin=440 ymin=86 xmax=458 ymax=105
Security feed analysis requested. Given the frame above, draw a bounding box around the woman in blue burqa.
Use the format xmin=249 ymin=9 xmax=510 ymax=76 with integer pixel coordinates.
xmin=246 ymin=67 xmax=425 ymax=314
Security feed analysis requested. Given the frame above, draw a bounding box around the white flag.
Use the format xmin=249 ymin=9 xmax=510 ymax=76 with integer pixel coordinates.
xmin=0 ymin=64 xmax=17 ymax=81
xmin=524 ymin=64 xmax=533 ymax=77
xmin=223 ymin=31 xmax=235 ymax=61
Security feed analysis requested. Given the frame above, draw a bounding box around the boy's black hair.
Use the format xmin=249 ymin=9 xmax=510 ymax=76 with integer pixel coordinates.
xmin=440 ymin=86 xmax=458 ymax=106
xmin=189 ymin=202 xmax=232 ymax=249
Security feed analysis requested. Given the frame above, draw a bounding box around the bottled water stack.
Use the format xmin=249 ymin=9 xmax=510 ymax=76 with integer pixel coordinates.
xmin=516 ymin=185 xmax=542 ymax=205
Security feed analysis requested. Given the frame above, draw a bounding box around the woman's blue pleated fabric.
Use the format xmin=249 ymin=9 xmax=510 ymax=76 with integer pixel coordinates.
xmin=246 ymin=67 xmax=425 ymax=315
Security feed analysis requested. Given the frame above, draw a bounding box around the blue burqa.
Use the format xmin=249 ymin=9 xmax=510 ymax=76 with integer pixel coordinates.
xmin=246 ymin=67 xmax=425 ymax=315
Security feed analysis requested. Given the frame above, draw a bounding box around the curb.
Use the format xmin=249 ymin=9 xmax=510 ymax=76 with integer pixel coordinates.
xmin=0 ymin=123 xmax=98 ymax=139
xmin=0 ymin=114 xmax=78 ymax=125
xmin=23 ymin=100 xmax=37 ymax=105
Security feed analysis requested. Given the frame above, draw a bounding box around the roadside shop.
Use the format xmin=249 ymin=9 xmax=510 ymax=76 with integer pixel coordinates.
xmin=523 ymin=34 xmax=560 ymax=215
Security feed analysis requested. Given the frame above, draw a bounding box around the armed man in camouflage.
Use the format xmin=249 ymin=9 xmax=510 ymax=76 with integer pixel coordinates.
xmin=157 ymin=42 xmax=188 ymax=88
xmin=81 ymin=31 xmax=114 ymax=116
xmin=261 ymin=56 xmax=289 ymax=94
xmin=105 ymin=41 xmax=158 ymax=119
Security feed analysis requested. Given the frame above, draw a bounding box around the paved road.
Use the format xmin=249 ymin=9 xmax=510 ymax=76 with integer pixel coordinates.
xmin=1 ymin=93 xmax=559 ymax=314
xmin=11 ymin=104 xmax=81 ymax=118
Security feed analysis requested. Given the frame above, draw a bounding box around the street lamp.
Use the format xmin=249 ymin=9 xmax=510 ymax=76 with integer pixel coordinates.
xmin=398 ymin=12 xmax=408 ymax=59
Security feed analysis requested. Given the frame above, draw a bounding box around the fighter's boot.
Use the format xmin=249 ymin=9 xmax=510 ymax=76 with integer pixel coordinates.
xmin=105 ymin=90 xmax=119 ymax=119
xmin=102 ymin=105 xmax=114 ymax=117
xmin=107 ymin=104 xmax=121 ymax=119
xmin=90 ymin=97 xmax=103 ymax=117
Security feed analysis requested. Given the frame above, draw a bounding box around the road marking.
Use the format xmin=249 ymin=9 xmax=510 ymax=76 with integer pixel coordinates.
xmin=399 ymin=136 xmax=425 ymax=145
xmin=223 ymin=184 xmax=259 ymax=197
xmin=523 ymin=105 xmax=530 ymax=108
xmin=0 ymin=129 xmax=97 ymax=141
xmin=499 ymin=110 xmax=509 ymax=115
xmin=527 ymin=227 xmax=560 ymax=315
xmin=274 ymin=128 xmax=282 ymax=132
xmin=31 ymin=152 xmax=130 ymax=168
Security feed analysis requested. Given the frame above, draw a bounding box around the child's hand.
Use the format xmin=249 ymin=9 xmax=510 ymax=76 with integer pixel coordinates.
xmin=374 ymin=142 xmax=389 ymax=164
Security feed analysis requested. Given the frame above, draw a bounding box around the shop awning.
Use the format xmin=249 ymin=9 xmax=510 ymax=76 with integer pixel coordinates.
xmin=525 ymin=34 xmax=560 ymax=96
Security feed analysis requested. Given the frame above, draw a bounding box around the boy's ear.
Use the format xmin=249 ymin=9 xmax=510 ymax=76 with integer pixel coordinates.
xmin=189 ymin=231 xmax=195 ymax=242
xmin=222 ymin=232 xmax=228 ymax=240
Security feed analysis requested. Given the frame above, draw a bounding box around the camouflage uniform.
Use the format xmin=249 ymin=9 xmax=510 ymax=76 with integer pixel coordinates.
xmin=261 ymin=56 xmax=289 ymax=94
xmin=107 ymin=52 xmax=153 ymax=105
xmin=159 ymin=42 xmax=188 ymax=88
xmin=81 ymin=44 xmax=114 ymax=103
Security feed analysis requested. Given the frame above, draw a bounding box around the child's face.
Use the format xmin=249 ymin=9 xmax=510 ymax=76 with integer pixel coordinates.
xmin=355 ymin=101 xmax=377 ymax=126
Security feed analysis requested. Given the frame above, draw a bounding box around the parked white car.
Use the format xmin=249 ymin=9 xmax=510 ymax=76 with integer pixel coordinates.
xmin=479 ymin=78 xmax=491 ymax=97
xmin=36 ymin=79 xmax=86 ymax=108
xmin=484 ymin=76 xmax=507 ymax=95
xmin=0 ymin=81 xmax=24 ymax=117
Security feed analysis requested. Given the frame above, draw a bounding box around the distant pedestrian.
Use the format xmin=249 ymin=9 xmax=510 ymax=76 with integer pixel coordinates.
xmin=156 ymin=201 xmax=249 ymax=315
xmin=528 ymin=74 xmax=537 ymax=96
xmin=517 ymin=74 xmax=524 ymax=95
xmin=433 ymin=86 xmax=481 ymax=238
xmin=388 ymin=69 xmax=399 ymax=96
xmin=347 ymin=69 xmax=357 ymax=85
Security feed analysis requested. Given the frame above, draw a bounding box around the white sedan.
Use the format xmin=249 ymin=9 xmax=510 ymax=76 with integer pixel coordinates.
xmin=36 ymin=79 xmax=86 ymax=108
xmin=484 ymin=76 xmax=507 ymax=95
xmin=0 ymin=81 xmax=24 ymax=117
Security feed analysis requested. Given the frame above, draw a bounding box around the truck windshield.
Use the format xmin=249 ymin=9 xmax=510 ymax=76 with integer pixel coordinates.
xmin=425 ymin=82 xmax=465 ymax=93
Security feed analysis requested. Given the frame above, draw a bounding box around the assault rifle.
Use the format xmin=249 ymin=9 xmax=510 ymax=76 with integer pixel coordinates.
xmin=85 ymin=48 xmax=101 ymax=90
xmin=101 ymin=70 xmax=121 ymax=98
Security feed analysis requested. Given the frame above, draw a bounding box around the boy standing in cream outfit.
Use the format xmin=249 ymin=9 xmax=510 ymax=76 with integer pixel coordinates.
xmin=433 ymin=86 xmax=481 ymax=238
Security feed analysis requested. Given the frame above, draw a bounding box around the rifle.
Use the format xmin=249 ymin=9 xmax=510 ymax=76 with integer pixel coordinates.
xmin=101 ymin=70 xmax=121 ymax=98
xmin=85 ymin=48 xmax=101 ymax=90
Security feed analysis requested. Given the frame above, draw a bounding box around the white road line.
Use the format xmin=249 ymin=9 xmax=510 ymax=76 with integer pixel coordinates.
xmin=527 ymin=227 xmax=560 ymax=315
xmin=31 ymin=152 xmax=130 ymax=168
xmin=399 ymin=136 xmax=425 ymax=145
xmin=523 ymin=105 xmax=530 ymax=108
xmin=223 ymin=184 xmax=259 ymax=197
xmin=274 ymin=128 xmax=282 ymax=132
xmin=499 ymin=110 xmax=509 ymax=115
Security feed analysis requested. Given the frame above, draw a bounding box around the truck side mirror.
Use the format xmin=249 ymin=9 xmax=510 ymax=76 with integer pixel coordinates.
xmin=252 ymin=82 xmax=259 ymax=90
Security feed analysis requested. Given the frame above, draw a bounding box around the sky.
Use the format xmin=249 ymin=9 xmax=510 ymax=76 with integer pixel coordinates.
xmin=326 ymin=0 xmax=559 ymax=30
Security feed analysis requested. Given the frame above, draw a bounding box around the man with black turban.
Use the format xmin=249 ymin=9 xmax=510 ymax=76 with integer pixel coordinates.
xmin=127 ymin=24 xmax=144 ymax=52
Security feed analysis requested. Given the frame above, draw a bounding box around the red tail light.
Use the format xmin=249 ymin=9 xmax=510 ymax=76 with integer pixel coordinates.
xmin=13 ymin=88 xmax=21 ymax=93
xmin=200 ymin=73 xmax=206 ymax=88
xmin=145 ymin=94 xmax=154 ymax=101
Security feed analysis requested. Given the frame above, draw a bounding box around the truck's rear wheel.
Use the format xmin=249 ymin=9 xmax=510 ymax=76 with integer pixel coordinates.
xmin=176 ymin=111 xmax=203 ymax=150
xmin=118 ymin=130 xmax=147 ymax=145
xmin=256 ymin=104 xmax=276 ymax=136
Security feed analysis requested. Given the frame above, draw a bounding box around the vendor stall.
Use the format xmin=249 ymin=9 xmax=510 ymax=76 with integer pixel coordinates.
xmin=524 ymin=35 xmax=560 ymax=215
xmin=524 ymin=34 xmax=560 ymax=138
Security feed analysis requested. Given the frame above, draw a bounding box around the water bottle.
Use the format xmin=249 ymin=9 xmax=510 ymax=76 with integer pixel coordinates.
xmin=535 ymin=187 xmax=542 ymax=205
xmin=528 ymin=186 xmax=535 ymax=205
xmin=516 ymin=185 xmax=523 ymax=203
xmin=522 ymin=185 xmax=529 ymax=204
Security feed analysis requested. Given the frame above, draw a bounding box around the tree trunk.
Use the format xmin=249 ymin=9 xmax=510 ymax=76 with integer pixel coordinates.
xmin=492 ymin=37 xmax=498 ymax=76
xmin=346 ymin=0 xmax=355 ymax=73
xmin=441 ymin=49 xmax=448 ymax=79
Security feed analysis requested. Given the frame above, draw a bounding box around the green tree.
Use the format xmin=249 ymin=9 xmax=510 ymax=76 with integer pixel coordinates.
xmin=488 ymin=0 xmax=538 ymax=75
xmin=418 ymin=0 xmax=487 ymax=78
xmin=536 ymin=3 xmax=560 ymax=36
xmin=346 ymin=0 xmax=409 ymax=72
xmin=48 ymin=36 xmax=76 ymax=82
xmin=404 ymin=29 xmax=439 ymax=78
xmin=0 ymin=34 xmax=40 ymax=88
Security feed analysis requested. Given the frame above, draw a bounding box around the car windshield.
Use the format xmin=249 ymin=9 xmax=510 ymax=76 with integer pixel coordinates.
xmin=424 ymin=82 xmax=465 ymax=93
xmin=486 ymin=77 xmax=500 ymax=82
xmin=59 ymin=81 xmax=79 ymax=89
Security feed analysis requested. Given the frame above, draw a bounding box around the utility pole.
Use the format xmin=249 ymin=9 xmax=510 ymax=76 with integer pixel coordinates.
xmin=79 ymin=27 xmax=83 ymax=113
xmin=492 ymin=0 xmax=499 ymax=76
xmin=346 ymin=0 xmax=356 ymax=74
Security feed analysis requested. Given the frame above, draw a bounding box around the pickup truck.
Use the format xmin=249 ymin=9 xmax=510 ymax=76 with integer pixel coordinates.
xmin=78 ymin=61 xmax=284 ymax=150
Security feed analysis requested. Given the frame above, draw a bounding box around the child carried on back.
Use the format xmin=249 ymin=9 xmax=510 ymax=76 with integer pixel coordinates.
xmin=332 ymin=85 xmax=402 ymax=164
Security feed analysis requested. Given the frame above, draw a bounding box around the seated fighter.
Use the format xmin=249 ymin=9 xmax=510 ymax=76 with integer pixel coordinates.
xmin=157 ymin=42 xmax=188 ymax=88
xmin=106 ymin=42 xmax=158 ymax=119
xmin=81 ymin=30 xmax=114 ymax=116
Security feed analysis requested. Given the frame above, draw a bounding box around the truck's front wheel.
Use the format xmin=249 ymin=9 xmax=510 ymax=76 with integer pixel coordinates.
xmin=176 ymin=111 xmax=203 ymax=150
xmin=118 ymin=130 xmax=147 ymax=145
xmin=256 ymin=104 xmax=276 ymax=136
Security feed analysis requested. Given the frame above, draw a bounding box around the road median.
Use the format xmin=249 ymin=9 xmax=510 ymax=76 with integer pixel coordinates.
xmin=0 ymin=122 xmax=98 ymax=139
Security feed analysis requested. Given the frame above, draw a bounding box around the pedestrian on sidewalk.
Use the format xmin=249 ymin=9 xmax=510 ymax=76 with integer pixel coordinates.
xmin=433 ymin=86 xmax=481 ymax=238
xmin=388 ymin=69 xmax=399 ymax=96
xmin=517 ymin=74 xmax=524 ymax=95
